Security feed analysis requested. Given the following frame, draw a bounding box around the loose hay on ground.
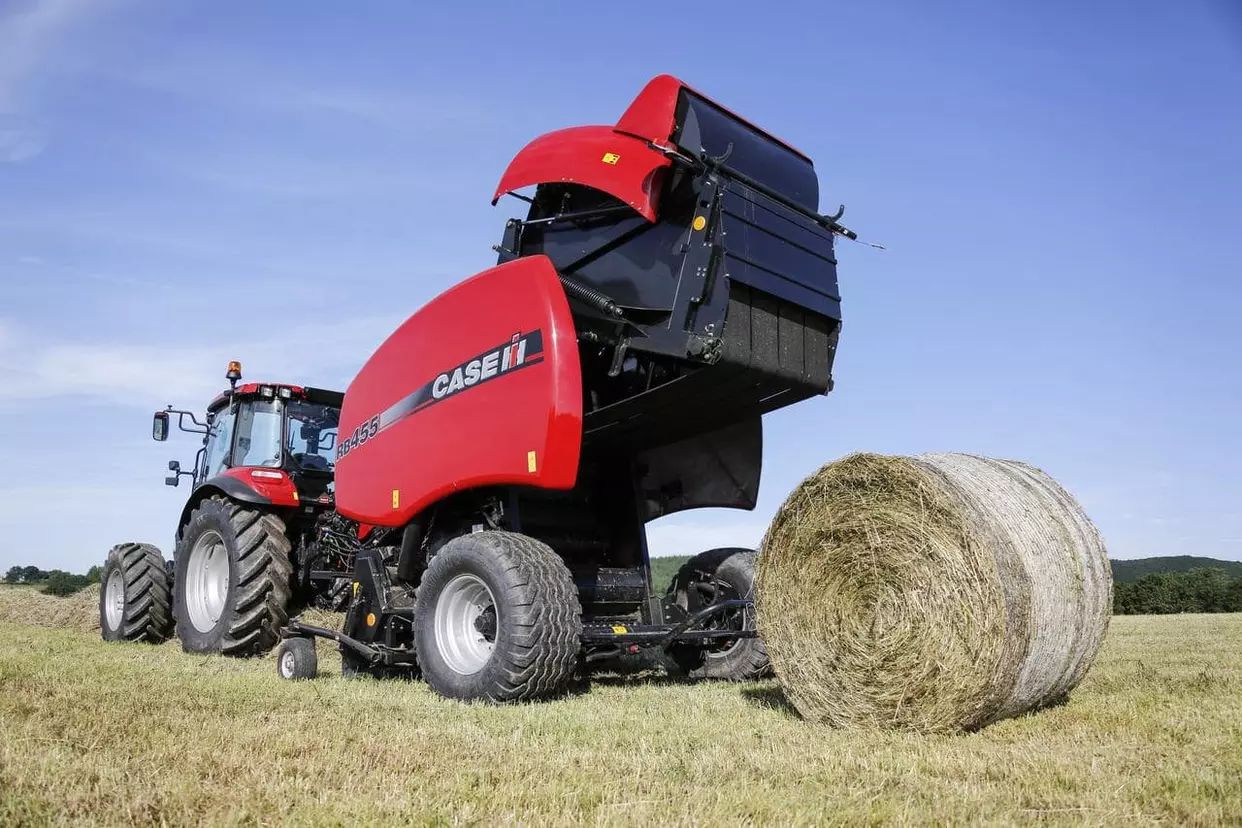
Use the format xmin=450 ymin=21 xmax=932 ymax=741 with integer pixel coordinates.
xmin=0 ymin=584 xmax=100 ymax=633
xmin=757 ymin=452 xmax=1112 ymax=733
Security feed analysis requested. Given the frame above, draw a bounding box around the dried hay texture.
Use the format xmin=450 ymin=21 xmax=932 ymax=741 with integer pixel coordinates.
xmin=756 ymin=453 xmax=1112 ymax=733
xmin=0 ymin=584 xmax=101 ymax=633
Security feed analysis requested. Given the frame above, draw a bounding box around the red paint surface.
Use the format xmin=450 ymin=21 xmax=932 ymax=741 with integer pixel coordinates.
xmin=491 ymin=125 xmax=669 ymax=222
xmin=217 ymin=466 xmax=300 ymax=507
xmin=493 ymin=74 xmax=808 ymax=222
xmin=334 ymin=256 xmax=583 ymax=526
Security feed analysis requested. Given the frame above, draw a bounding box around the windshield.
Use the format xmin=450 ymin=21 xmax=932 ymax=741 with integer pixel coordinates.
xmin=286 ymin=400 xmax=339 ymax=473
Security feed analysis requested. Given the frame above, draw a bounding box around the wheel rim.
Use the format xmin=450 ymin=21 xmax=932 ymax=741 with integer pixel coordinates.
xmin=433 ymin=573 xmax=497 ymax=674
xmin=185 ymin=529 xmax=230 ymax=633
xmin=280 ymin=649 xmax=296 ymax=678
xmin=104 ymin=569 xmax=125 ymax=631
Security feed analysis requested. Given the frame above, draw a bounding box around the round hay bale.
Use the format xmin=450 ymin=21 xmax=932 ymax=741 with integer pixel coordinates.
xmin=756 ymin=452 xmax=1111 ymax=733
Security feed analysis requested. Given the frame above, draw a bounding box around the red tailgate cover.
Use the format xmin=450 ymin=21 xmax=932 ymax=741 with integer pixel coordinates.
xmin=334 ymin=256 xmax=582 ymax=526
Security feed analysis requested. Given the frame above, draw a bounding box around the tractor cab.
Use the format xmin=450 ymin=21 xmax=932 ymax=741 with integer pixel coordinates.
xmin=153 ymin=362 xmax=344 ymax=510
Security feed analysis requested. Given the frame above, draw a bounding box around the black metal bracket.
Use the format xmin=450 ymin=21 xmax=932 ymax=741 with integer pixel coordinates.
xmin=284 ymin=620 xmax=380 ymax=662
xmin=282 ymin=620 xmax=417 ymax=668
xmin=580 ymin=598 xmax=756 ymax=647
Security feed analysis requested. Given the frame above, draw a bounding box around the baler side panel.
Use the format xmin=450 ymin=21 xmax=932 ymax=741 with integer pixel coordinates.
xmin=334 ymin=256 xmax=583 ymax=527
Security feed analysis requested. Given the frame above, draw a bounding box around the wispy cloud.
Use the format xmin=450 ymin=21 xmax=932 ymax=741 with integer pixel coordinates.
xmin=0 ymin=0 xmax=102 ymax=163
xmin=105 ymin=48 xmax=495 ymax=132
xmin=0 ymin=483 xmax=170 ymax=570
xmin=0 ymin=0 xmax=86 ymax=105
xmin=0 ymin=119 xmax=45 ymax=162
xmin=0 ymin=314 xmax=401 ymax=407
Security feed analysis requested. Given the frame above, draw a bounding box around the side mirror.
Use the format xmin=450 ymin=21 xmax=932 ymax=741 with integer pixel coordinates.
xmin=164 ymin=474 xmax=179 ymax=487
xmin=152 ymin=411 xmax=170 ymax=442
xmin=168 ymin=460 xmax=181 ymax=472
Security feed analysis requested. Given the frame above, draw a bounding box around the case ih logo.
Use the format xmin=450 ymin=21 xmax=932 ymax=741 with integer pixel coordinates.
xmin=336 ymin=330 xmax=544 ymax=462
xmin=432 ymin=334 xmax=531 ymax=401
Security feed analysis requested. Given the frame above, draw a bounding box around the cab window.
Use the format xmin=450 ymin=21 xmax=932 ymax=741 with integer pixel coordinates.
xmin=234 ymin=400 xmax=283 ymax=468
xmin=286 ymin=401 xmax=339 ymax=473
xmin=203 ymin=408 xmax=236 ymax=478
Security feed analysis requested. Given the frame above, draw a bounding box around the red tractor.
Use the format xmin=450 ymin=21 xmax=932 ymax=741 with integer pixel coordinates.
xmin=101 ymin=75 xmax=853 ymax=703
xmin=99 ymin=367 xmax=350 ymax=654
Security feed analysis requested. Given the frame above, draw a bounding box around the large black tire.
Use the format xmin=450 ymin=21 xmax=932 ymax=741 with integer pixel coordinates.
xmin=99 ymin=543 xmax=173 ymax=643
xmin=414 ymin=531 xmax=582 ymax=702
xmin=173 ymin=497 xmax=293 ymax=656
xmin=667 ymin=548 xmax=771 ymax=681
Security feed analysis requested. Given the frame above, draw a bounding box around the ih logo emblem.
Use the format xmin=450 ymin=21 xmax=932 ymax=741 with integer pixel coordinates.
xmin=601 ymin=152 xmax=620 ymax=165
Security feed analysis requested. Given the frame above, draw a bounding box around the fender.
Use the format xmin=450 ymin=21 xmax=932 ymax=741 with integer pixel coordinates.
xmin=176 ymin=468 xmax=299 ymax=532
xmin=334 ymin=255 xmax=583 ymax=526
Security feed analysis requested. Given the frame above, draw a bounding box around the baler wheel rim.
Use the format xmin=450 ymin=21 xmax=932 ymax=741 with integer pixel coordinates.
xmin=434 ymin=573 xmax=497 ymax=675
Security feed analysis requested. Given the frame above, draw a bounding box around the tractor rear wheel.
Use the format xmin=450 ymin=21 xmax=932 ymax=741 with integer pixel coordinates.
xmin=667 ymin=548 xmax=771 ymax=681
xmin=99 ymin=543 xmax=173 ymax=643
xmin=414 ymin=531 xmax=581 ymax=702
xmin=173 ymin=497 xmax=293 ymax=656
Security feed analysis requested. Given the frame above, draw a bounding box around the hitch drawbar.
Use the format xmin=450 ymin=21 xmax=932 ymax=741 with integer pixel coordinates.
xmin=279 ymin=598 xmax=755 ymax=668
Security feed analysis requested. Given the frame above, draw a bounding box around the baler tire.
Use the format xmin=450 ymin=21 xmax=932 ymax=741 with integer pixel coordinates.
xmin=276 ymin=637 xmax=318 ymax=680
xmin=414 ymin=531 xmax=582 ymax=703
xmin=99 ymin=543 xmax=173 ymax=643
xmin=667 ymin=548 xmax=771 ymax=681
xmin=173 ymin=497 xmax=293 ymax=656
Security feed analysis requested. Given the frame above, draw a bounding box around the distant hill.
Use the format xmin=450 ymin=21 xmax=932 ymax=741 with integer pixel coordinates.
xmin=1111 ymin=556 xmax=1242 ymax=583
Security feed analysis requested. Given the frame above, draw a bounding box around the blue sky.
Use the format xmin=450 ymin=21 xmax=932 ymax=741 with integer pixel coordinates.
xmin=1 ymin=0 xmax=1239 ymax=572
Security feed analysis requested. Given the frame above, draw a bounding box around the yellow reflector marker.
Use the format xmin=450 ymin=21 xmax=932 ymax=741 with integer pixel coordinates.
xmin=527 ymin=450 xmax=537 ymax=473
xmin=601 ymin=152 xmax=620 ymax=165
xmin=366 ymin=613 xmax=377 ymax=627
xmin=352 ymin=582 xmax=360 ymax=596
xmin=392 ymin=489 xmax=400 ymax=510
xmin=692 ymin=215 xmax=707 ymax=231
xmin=611 ymin=624 xmax=629 ymax=634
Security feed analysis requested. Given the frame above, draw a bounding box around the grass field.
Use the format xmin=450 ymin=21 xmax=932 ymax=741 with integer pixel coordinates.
xmin=0 ymin=586 xmax=1239 ymax=825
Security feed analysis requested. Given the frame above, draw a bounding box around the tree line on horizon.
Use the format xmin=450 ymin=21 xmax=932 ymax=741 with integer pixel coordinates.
xmin=3 ymin=565 xmax=101 ymax=597
xmin=1111 ymin=567 xmax=1242 ymax=614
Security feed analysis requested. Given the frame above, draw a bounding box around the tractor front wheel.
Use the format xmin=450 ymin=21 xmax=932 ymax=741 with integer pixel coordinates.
xmin=99 ymin=542 xmax=173 ymax=643
xmin=173 ymin=497 xmax=293 ymax=656
xmin=414 ymin=531 xmax=581 ymax=702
